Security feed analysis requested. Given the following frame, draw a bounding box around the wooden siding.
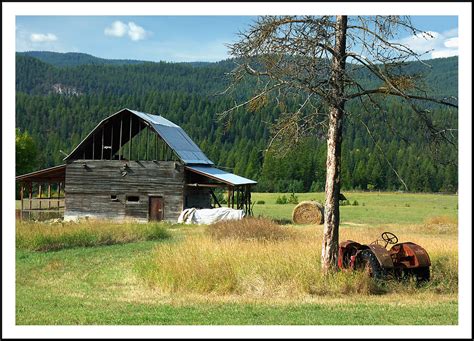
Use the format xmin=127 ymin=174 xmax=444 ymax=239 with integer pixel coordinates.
xmin=64 ymin=160 xmax=184 ymax=221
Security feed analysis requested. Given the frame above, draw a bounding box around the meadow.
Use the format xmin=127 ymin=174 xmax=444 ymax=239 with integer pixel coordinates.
xmin=15 ymin=192 xmax=458 ymax=325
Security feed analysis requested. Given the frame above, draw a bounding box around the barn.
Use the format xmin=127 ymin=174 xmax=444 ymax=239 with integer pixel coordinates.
xmin=16 ymin=108 xmax=257 ymax=222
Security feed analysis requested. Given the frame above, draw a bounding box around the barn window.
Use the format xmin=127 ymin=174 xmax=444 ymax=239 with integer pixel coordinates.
xmin=126 ymin=195 xmax=140 ymax=203
xmin=110 ymin=194 xmax=118 ymax=202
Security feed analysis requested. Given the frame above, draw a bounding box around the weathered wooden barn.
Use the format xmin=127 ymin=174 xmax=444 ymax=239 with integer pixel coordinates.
xmin=16 ymin=108 xmax=257 ymax=222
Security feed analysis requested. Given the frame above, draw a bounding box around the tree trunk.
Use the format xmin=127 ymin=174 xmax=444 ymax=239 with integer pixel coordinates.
xmin=321 ymin=15 xmax=347 ymax=272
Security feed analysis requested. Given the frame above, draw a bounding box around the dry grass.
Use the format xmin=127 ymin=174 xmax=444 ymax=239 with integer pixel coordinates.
xmin=137 ymin=220 xmax=458 ymax=299
xmin=424 ymin=215 xmax=458 ymax=225
xmin=16 ymin=220 xmax=171 ymax=251
xmin=421 ymin=215 xmax=458 ymax=235
xmin=206 ymin=217 xmax=295 ymax=242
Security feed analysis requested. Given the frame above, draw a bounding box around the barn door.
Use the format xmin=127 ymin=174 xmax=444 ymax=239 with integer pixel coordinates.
xmin=149 ymin=196 xmax=164 ymax=221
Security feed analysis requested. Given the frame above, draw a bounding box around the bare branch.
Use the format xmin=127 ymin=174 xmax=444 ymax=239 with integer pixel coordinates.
xmin=347 ymin=88 xmax=458 ymax=108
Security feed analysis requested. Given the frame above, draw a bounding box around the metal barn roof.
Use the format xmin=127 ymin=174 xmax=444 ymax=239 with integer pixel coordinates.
xmin=65 ymin=108 xmax=213 ymax=165
xmin=186 ymin=165 xmax=257 ymax=186
xmin=128 ymin=110 xmax=213 ymax=165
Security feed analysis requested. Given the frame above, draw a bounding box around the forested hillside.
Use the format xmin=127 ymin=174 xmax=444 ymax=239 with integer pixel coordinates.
xmin=15 ymin=52 xmax=458 ymax=193
xmin=17 ymin=51 xmax=147 ymax=67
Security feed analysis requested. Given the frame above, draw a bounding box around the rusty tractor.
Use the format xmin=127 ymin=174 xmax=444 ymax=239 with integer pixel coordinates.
xmin=338 ymin=231 xmax=431 ymax=282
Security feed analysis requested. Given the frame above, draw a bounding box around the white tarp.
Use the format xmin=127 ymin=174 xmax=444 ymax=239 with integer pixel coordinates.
xmin=177 ymin=207 xmax=245 ymax=225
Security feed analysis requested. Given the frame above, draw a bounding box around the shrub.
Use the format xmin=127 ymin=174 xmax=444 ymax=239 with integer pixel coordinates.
xmin=206 ymin=217 xmax=294 ymax=242
xmin=340 ymin=200 xmax=350 ymax=206
xmin=255 ymin=200 xmax=265 ymax=205
xmin=16 ymin=221 xmax=171 ymax=251
xmin=276 ymin=195 xmax=288 ymax=204
xmin=352 ymin=200 xmax=359 ymax=206
xmin=288 ymin=193 xmax=299 ymax=204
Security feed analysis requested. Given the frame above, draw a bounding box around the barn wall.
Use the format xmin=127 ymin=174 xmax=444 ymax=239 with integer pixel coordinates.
xmin=64 ymin=160 xmax=184 ymax=222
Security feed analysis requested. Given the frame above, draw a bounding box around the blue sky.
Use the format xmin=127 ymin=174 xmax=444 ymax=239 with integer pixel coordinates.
xmin=16 ymin=16 xmax=458 ymax=62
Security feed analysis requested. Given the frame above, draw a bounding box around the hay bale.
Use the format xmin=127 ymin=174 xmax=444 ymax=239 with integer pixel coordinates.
xmin=292 ymin=201 xmax=324 ymax=225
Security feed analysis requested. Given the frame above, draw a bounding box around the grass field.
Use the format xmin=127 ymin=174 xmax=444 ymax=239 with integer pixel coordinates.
xmin=252 ymin=191 xmax=458 ymax=225
xmin=15 ymin=191 xmax=458 ymax=325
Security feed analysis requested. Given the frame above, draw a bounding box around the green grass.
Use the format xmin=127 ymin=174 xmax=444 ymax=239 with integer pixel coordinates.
xmin=17 ymin=294 xmax=457 ymax=325
xmin=15 ymin=192 xmax=459 ymax=325
xmin=16 ymin=239 xmax=457 ymax=325
xmin=16 ymin=220 xmax=171 ymax=251
xmin=252 ymin=192 xmax=458 ymax=225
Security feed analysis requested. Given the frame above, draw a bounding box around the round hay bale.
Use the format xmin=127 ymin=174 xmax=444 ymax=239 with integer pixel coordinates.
xmin=292 ymin=201 xmax=324 ymax=225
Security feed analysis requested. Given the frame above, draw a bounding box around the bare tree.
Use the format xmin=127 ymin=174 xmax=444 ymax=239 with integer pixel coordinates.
xmin=220 ymin=15 xmax=458 ymax=272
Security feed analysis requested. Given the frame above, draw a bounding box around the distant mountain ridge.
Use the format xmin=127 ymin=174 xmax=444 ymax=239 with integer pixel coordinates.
xmin=16 ymin=51 xmax=151 ymax=67
xmin=17 ymin=51 xmax=223 ymax=68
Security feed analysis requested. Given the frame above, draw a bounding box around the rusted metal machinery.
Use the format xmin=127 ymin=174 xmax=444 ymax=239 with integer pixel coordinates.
xmin=338 ymin=232 xmax=431 ymax=282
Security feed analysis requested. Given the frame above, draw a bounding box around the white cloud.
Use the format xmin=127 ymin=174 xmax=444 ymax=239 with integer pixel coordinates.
xmin=432 ymin=49 xmax=459 ymax=58
xmin=30 ymin=33 xmax=57 ymax=43
xmin=396 ymin=28 xmax=458 ymax=59
xmin=444 ymin=37 xmax=458 ymax=48
xmin=16 ymin=27 xmax=76 ymax=52
xmin=104 ymin=21 xmax=128 ymax=37
xmin=127 ymin=22 xmax=147 ymax=41
xmin=104 ymin=21 xmax=150 ymax=41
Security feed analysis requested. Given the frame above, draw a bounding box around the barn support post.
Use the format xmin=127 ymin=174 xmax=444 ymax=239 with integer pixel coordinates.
xmin=39 ymin=184 xmax=42 ymax=210
xmin=29 ymin=182 xmax=32 ymax=210
xmin=20 ymin=183 xmax=24 ymax=220
xmin=209 ymin=189 xmax=222 ymax=208
xmin=110 ymin=124 xmax=114 ymax=160
xmin=247 ymin=186 xmax=251 ymax=215
xmin=249 ymin=186 xmax=252 ymax=214
xmin=236 ymin=187 xmax=239 ymax=209
xmin=101 ymin=126 xmax=104 ymax=159
xmin=244 ymin=187 xmax=247 ymax=211
xmin=57 ymin=182 xmax=61 ymax=209
xmin=119 ymin=117 xmax=123 ymax=160
xmin=48 ymin=183 xmax=51 ymax=209
xmin=231 ymin=188 xmax=235 ymax=209
xmin=236 ymin=187 xmax=240 ymax=209
xmin=227 ymin=186 xmax=231 ymax=208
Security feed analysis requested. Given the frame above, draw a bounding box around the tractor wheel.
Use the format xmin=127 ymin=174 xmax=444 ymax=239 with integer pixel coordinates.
xmin=356 ymin=250 xmax=386 ymax=280
xmin=412 ymin=267 xmax=430 ymax=282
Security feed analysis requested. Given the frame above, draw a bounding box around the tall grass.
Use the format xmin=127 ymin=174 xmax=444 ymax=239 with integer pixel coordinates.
xmin=206 ymin=217 xmax=294 ymax=242
xmin=137 ymin=218 xmax=458 ymax=298
xmin=16 ymin=220 xmax=171 ymax=251
xmin=137 ymin=235 xmax=393 ymax=297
